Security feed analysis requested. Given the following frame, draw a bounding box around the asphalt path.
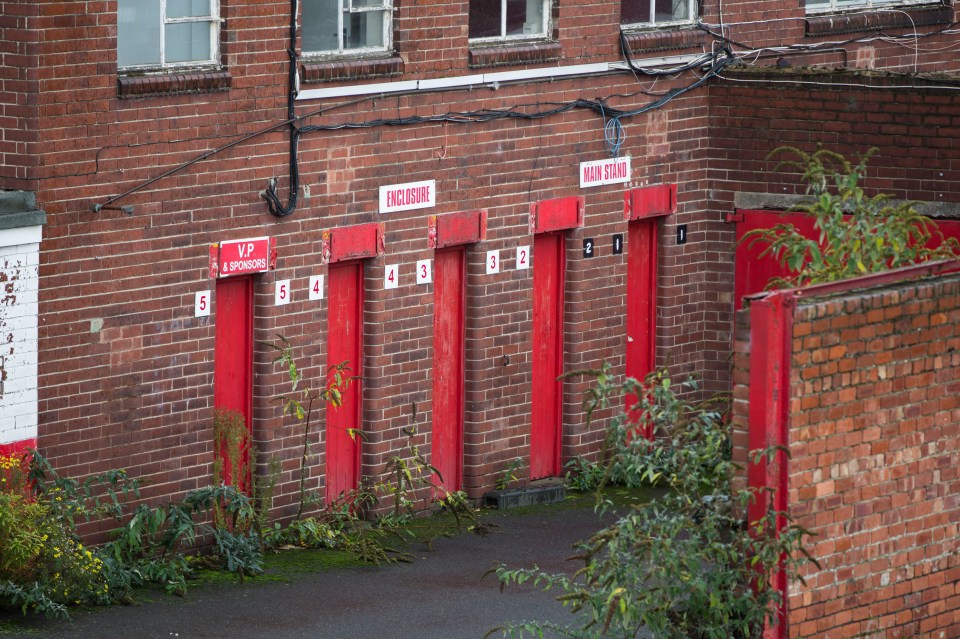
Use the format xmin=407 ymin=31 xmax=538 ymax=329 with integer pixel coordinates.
xmin=4 ymin=505 xmax=610 ymax=639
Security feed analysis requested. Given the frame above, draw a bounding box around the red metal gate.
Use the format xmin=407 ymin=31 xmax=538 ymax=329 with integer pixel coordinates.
xmin=531 ymin=232 xmax=565 ymax=479
xmin=213 ymin=274 xmax=254 ymax=490
xmin=326 ymin=261 xmax=364 ymax=504
xmin=432 ymin=247 xmax=466 ymax=492
xmin=625 ymin=219 xmax=658 ymax=427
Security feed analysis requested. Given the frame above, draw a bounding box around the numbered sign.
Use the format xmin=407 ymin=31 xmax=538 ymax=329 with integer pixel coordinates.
xmin=416 ymin=259 xmax=432 ymax=284
xmin=583 ymin=238 xmax=595 ymax=258
xmin=486 ymin=250 xmax=500 ymax=275
xmin=309 ymin=274 xmax=324 ymax=301
xmin=275 ymin=279 xmax=291 ymax=305
xmin=195 ymin=290 xmax=211 ymax=317
xmin=385 ymin=264 xmax=399 ymax=289
xmin=612 ymin=234 xmax=624 ymax=255
xmin=516 ymin=246 xmax=530 ymax=270
xmin=677 ymin=225 xmax=688 ymax=245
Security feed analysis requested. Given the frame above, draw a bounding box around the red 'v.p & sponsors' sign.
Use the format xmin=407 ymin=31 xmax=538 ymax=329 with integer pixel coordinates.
xmin=209 ymin=237 xmax=277 ymax=278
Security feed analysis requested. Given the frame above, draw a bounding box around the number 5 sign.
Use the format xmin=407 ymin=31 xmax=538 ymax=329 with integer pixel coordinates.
xmin=416 ymin=259 xmax=432 ymax=284
xmin=275 ymin=280 xmax=291 ymax=305
xmin=195 ymin=291 xmax=211 ymax=317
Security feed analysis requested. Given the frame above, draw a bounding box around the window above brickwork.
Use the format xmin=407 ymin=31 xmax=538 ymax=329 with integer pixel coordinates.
xmin=302 ymin=0 xmax=393 ymax=56
xmin=468 ymin=0 xmax=551 ymax=42
xmin=117 ymin=0 xmax=221 ymax=69
xmin=621 ymin=0 xmax=696 ymax=29
xmin=805 ymin=0 xmax=938 ymax=14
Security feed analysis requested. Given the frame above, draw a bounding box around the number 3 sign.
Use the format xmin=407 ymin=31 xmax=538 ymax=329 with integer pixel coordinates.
xmin=486 ymin=250 xmax=500 ymax=275
xmin=416 ymin=259 xmax=432 ymax=284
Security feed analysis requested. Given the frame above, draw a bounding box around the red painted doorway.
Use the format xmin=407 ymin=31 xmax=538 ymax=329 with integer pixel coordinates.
xmin=432 ymin=247 xmax=466 ymax=492
xmin=213 ymin=275 xmax=254 ymax=490
xmin=625 ymin=218 xmax=658 ymax=428
xmin=531 ymin=232 xmax=565 ymax=479
xmin=326 ymin=260 xmax=364 ymax=504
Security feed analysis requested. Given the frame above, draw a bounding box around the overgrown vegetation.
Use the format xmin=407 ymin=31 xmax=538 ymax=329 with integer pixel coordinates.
xmin=491 ymin=365 xmax=817 ymax=639
xmin=743 ymin=146 xmax=960 ymax=288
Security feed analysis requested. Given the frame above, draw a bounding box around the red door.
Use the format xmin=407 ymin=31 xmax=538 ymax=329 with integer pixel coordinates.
xmin=326 ymin=261 xmax=364 ymax=504
xmin=214 ymin=275 xmax=254 ymax=490
xmin=625 ymin=219 xmax=658 ymax=429
xmin=531 ymin=232 xmax=565 ymax=479
xmin=432 ymin=248 xmax=466 ymax=493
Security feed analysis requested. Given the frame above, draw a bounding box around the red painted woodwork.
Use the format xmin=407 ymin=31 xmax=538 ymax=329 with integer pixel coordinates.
xmin=623 ymin=184 xmax=677 ymax=221
xmin=432 ymin=247 xmax=466 ymax=492
xmin=322 ymin=223 xmax=384 ymax=264
xmin=531 ymin=232 xmax=565 ymax=479
xmin=529 ymin=196 xmax=584 ymax=234
xmin=625 ymin=218 xmax=658 ymax=434
xmin=734 ymin=211 xmax=960 ymax=310
xmin=214 ymin=275 xmax=254 ymax=491
xmin=0 ymin=438 xmax=36 ymax=456
xmin=428 ymin=210 xmax=487 ymax=249
xmin=326 ymin=261 xmax=364 ymax=504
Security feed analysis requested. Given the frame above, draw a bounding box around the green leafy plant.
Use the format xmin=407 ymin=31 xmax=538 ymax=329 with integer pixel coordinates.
xmin=743 ymin=146 xmax=960 ymax=288
xmin=494 ymin=457 xmax=524 ymax=491
xmin=490 ymin=366 xmax=818 ymax=639
xmin=265 ymin=335 xmax=352 ymax=520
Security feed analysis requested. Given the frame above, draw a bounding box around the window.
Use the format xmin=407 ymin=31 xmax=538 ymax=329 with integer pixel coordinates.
xmin=117 ymin=0 xmax=220 ymax=69
xmin=302 ymin=0 xmax=392 ymax=55
xmin=806 ymin=0 xmax=932 ymax=12
xmin=621 ymin=0 xmax=695 ymax=27
xmin=468 ymin=0 xmax=550 ymax=40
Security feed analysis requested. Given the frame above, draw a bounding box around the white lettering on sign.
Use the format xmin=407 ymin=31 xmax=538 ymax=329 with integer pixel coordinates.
xmin=275 ymin=280 xmax=290 ymax=306
xmin=486 ymin=250 xmax=500 ymax=275
xmin=384 ymin=264 xmax=399 ymax=289
xmin=219 ymin=236 xmax=271 ymax=276
xmin=416 ymin=259 xmax=432 ymax=285
xmin=309 ymin=275 xmax=324 ymax=301
xmin=579 ymin=157 xmax=631 ymax=188
xmin=516 ymin=246 xmax=530 ymax=270
xmin=379 ymin=180 xmax=436 ymax=213
xmin=195 ymin=291 xmax=211 ymax=317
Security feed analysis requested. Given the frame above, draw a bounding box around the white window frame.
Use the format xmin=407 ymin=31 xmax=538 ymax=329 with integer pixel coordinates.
xmin=118 ymin=0 xmax=221 ymax=71
xmin=806 ymin=0 xmax=936 ymax=14
xmin=302 ymin=0 xmax=393 ymax=56
xmin=621 ymin=0 xmax=696 ymax=29
xmin=468 ymin=0 xmax=552 ymax=44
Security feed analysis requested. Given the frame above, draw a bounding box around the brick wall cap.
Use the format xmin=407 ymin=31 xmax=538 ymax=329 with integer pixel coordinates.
xmin=0 ymin=191 xmax=46 ymax=229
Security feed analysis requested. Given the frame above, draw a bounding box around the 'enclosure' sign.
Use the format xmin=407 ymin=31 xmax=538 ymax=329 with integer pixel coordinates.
xmin=579 ymin=157 xmax=631 ymax=188
xmin=379 ymin=180 xmax=436 ymax=213
xmin=211 ymin=237 xmax=276 ymax=278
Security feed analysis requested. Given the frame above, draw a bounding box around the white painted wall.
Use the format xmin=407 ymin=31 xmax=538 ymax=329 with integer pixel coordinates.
xmin=0 ymin=225 xmax=41 ymax=446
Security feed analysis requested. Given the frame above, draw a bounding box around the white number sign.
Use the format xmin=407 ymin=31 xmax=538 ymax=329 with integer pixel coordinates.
xmin=486 ymin=250 xmax=500 ymax=275
xmin=309 ymin=275 xmax=325 ymax=301
xmin=275 ymin=279 xmax=290 ymax=305
xmin=195 ymin=291 xmax=210 ymax=317
xmin=416 ymin=259 xmax=432 ymax=284
xmin=385 ymin=264 xmax=399 ymax=289
xmin=516 ymin=246 xmax=529 ymax=270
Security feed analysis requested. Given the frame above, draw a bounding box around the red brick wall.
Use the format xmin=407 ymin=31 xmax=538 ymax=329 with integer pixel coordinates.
xmin=15 ymin=0 xmax=960 ymax=521
xmin=734 ymin=273 xmax=960 ymax=639
xmin=0 ymin=1 xmax=38 ymax=186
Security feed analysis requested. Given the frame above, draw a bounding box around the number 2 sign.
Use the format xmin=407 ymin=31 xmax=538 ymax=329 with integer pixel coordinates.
xmin=516 ymin=246 xmax=529 ymax=270
xmin=486 ymin=250 xmax=500 ymax=275
xmin=384 ymin=264 xmax=399 ymax=289
xmin=416 ymin=259 xmax=432 ymax=284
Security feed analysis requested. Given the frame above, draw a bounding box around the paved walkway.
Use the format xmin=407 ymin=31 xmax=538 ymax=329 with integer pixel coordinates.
xmin=3 ymin=505 xmax=610 ymax=639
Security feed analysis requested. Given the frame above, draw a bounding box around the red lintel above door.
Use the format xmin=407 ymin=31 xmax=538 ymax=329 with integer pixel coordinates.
xmin=529 ymin=196 xmax=584 ymax=235
xmin=623 ymin=184 xmax=677 ymax=221
xmin=428 ymin=210 xmax=487 ymax=248
xmin=321 ymin=222 xmax=385 ymax=264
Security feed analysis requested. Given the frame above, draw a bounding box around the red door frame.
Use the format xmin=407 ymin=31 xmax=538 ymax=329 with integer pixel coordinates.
xmin=321 ymin=223 xmax=384 ymax=504
xmin=427 ymin=210 xmax=486 ymax=493
xmin=326 ymin=261 xmax=364 ymax=504
xmin=432 ymin=247 xmax=466 ymax=492
xmin=622 ymin=185 xmax=675 ymax=431
xmin=529 ymin=196 xmax=583 ymax=479
xmin=213 ymin=274 xmax=254 ymax=491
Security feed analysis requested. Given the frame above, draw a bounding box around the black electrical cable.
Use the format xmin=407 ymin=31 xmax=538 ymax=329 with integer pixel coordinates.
xmin=260 ymin=0 xmax=302 ymax=217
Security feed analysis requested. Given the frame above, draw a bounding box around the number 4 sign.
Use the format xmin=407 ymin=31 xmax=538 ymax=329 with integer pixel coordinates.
xmin=416 ymin=259 xmax=432 ymax=284
xmin=384 ymin=264 xmax=399 ymax=289
xmin=486 ymin=250 xmax=500 ymax=275
xmin=309 ymin=275 xmax=324 ymax=301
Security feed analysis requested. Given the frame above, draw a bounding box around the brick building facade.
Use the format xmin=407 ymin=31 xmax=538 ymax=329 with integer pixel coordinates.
xmin=2 ymin=1 xmax=960 ymax=518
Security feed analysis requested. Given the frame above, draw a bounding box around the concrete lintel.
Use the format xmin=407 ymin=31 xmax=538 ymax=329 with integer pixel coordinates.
xmin=733 ymin=191 xmax=960 ymax=219
xmin=0 ymin=191 xmax=47 ymax=230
